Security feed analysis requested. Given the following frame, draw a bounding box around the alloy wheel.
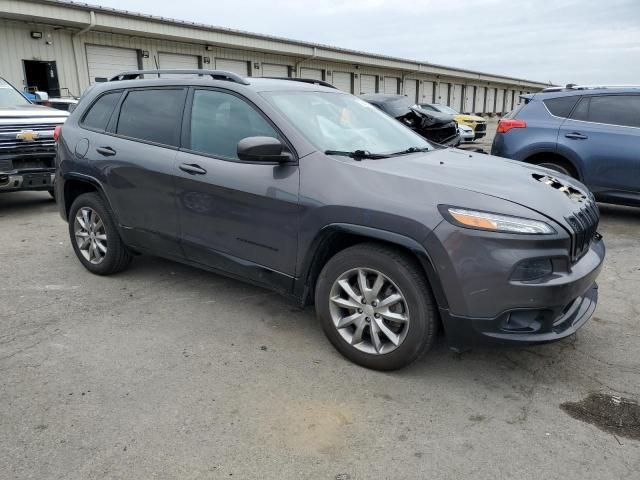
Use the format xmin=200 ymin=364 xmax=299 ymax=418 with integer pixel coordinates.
xmin=74 ymin=207 xmax=108 ymax=265
xmin=329 ymin=268 xmax=410 ymax=355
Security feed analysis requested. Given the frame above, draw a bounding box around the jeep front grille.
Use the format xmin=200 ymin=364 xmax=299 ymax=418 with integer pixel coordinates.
xmin=565 ymin=201 xmax=599 ymax=262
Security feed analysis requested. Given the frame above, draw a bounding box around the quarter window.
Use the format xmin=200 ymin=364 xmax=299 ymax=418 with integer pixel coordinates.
xmin=543 ymin=96 xmax=579 ymax=118
xmin=81 ymin=91 xmax=121 ymax=131
xmin=570 ymin=95 xmax=640 ymax=128
xmin=189 ymin=90 xmax=278 ymax=159
xmin=116 ymin=89 xmax=186 ymax=146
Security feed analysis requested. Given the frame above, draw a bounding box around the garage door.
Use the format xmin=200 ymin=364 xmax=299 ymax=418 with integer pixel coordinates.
xmin=300 ymin=68 xmax=324 ymax=81
xmin=262 ymin=63 xmax=289 ymax=77
xmin=463 ymin=86 xmax=474 ymax=113
xmin=451 ymin=84 xmax=463 ymax=111
xmin=404 ymin=79 xmax=418 ymax=104
xmin=384 ymin=77 xmax=399 ymax=94
xmin=359 ymin=74 xmax=376 ymax=94
xmin=158 ymin=52 xmax=199 ymax=77
xmin=332 ymin=71 xmax=352 ymax=93
xmin=486 ymin=88 xmax=496 ymax=113
xmin=215 ymin=58 xmax=249 ymax=76
xmin=437 ymin=83 xmax=449 ymax=105
xmin=496 ymin=88 xmax=505 ymax=113
xmin=86 ymin=45 xmax=138 ymax=84
xmin=475 ymin=87 xmax=486 ymax=113
xmin=422 ymin=81 xmax=435 ymax=103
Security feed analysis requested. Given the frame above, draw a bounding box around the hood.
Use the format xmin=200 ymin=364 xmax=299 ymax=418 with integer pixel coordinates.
xmin=0 ymin=104 xmax=69 ymax=120
xmin=455 ymin=114 xmax=485 ymax=123
xmin=411 ymin=107 xmax=455 ymax=126
xmin=356 ymin=148 xmax=590 ymax=226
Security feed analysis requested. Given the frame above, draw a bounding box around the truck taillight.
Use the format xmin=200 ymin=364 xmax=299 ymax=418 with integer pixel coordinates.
xmin=497 ymin=119 xmax=526 ymax=134
xmin=53 ymin=125 xmax=61 ymax=142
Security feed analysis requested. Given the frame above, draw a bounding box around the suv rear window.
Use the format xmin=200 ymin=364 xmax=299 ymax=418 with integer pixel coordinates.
xmin=543 ymin=96 xmax=580 ymax=118
xmin=116 ymin=89 xmax=186 ymax=146
xmin=571 ymin=95 xmax=640 ymax=128
xmin=81 ymin=91 xmax=121 ymax=131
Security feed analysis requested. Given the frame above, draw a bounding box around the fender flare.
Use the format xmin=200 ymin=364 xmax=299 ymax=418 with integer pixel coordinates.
xmin=296 ymin=223 xmax=449 ymax=309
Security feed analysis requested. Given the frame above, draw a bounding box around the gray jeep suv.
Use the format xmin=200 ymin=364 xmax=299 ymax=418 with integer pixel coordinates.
xmin=56 ymin=70 xmax=605 ymax=370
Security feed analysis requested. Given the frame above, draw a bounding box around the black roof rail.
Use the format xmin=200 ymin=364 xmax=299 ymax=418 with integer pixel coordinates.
xmin=262 ymin=77 xmax=337 ymax=89
xmin=109 ymin=69 xmax=250 ymax=85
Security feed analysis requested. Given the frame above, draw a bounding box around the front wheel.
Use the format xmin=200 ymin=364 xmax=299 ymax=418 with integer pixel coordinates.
xmin=315 ymin=243 xmax=437 ymax=370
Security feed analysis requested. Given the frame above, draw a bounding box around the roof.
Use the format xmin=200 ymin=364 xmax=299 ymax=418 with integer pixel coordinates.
xmin=8 ymin=0 xmax=549 ymax=89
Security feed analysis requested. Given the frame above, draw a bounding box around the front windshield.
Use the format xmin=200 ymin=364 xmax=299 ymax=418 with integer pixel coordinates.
xmin=433 ymin=104 xmax=459 ymax=115
xmin=263 ymin=91 xmax=431 ymax=154
xmin=0 ymin=79 xmax=31 ymax=108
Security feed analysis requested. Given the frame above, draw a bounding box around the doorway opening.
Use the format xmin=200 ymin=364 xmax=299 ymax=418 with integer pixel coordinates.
xmin=23 ymin=60 xmax=60 ymax=97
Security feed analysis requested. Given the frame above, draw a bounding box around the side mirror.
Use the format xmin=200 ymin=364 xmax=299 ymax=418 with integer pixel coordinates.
xmin=34 ymin=91 xmax=49 ymax=102
xmin=237 ymin=136 xmax=291 ymax=162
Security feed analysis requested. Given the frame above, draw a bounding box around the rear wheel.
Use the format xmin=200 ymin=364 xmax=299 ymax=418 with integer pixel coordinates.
xmin=538 ymin=161 xmax=573 ymax=177
xmin=315 ymin=243 xmax=437 ymax=370
xmin=68 ymin=193 xmax=132 ymax=275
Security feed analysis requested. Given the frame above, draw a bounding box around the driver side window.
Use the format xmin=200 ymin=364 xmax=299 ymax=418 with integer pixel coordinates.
xmin=189 ymin=90 xmax=278 ymax=159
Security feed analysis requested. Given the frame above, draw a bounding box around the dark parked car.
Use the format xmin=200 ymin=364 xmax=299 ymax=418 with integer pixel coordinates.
xmin=56 ymin=70 xmax=604 ymax=370
xmin=0 ymin=77 xmax=68 ymax=196
xmin=361 ymin=94 xmax=460 ymax=146
xmin=491 ymin=86 xmax=640 ymax=207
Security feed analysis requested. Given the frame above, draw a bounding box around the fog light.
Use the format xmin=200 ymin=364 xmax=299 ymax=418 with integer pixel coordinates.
xmin=510 ymin=258 xmax=553 ymax=281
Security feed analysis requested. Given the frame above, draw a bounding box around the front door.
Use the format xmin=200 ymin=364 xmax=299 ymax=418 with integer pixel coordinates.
xmin=559 ymin=94 xmax=640 ymax=195
xmin=175 ymin=88 xmax=300 ymax=289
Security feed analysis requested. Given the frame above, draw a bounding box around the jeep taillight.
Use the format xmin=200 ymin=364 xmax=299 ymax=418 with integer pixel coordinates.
xmin=496 ymin=119 xmax=526 ymax=134
xmin=53 ymin=125 xmax=61 ymax=142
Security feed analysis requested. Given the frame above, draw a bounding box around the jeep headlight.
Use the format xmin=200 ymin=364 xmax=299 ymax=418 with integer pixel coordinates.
xmin=443 ymin=207 xmax=556 ymax=234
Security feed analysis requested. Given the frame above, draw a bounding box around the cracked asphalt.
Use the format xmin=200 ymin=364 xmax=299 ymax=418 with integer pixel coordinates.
xmin=1 ymin=185 xmax=639 ymax=478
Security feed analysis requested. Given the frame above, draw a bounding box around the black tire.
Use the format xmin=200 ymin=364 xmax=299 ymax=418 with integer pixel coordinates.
xmin=68 ymin=192 xmax=132 ymax=275
xmin=315 ymin=243 xmax=437 ymax=370
xmin=537 ymin=162 xmax=574 ymax=178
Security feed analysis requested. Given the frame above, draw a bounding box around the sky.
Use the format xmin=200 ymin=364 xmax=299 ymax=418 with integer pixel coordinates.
xmin=93 ymin=0 xmax=640 ymax=85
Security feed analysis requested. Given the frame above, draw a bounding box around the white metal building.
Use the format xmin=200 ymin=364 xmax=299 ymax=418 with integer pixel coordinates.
xmin=0 ymin=0 xmax=547 ymax=114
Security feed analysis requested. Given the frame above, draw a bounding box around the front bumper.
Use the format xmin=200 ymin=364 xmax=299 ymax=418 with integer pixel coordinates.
xmin=0 ymin=170 xmax=55 ymax=192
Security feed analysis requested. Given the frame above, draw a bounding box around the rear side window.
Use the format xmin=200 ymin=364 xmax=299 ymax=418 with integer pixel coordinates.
xmin=189 ymin=89 xmax=278 ymax=159
xmin=543 ymin=96 xmax=579 ymax=118
xmin=81 ymin=91 xmax=121 ymax=131
xmin=116 ymin=89 xmax=186 ymax=146
xmin=571 ymin=95 xmax=640 ymax=128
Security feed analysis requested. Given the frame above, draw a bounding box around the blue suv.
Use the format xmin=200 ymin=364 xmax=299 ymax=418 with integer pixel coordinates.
xmin=491 ymin=87 xmax=640 ymax=207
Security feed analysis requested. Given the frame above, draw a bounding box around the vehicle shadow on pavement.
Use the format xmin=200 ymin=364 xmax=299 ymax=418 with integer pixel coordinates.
xmin=0 ymin=191 xmax=56 ymax=216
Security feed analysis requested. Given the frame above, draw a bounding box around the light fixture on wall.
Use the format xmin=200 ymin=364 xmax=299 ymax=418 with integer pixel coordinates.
xmin=205 ymin=45 xmax=213 ymax=51
xmin=141 ymin=50 xmax=150 ymax=58
xmin=253 ymin=62 xmax=260 ymax=69
xmin=203 ymin=57 xmax=211 ymax=64
xmin=30 ymin=31 xmax=43 ymax=39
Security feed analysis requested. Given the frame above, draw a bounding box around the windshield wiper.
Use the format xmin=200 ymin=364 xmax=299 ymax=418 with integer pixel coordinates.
xmin=392 ymin=146 xmax=431 ymax=155
xmin=324 ymin=149 xmax=389 ymax=160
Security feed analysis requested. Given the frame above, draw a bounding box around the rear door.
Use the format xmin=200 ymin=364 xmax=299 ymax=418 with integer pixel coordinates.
xmin=86 ymin=87 xmax=186 ymax=256
xmin=175 ymin=88 xmax=300 ymax=287
xmin=558 ymin=94 xmax=640 ymax=194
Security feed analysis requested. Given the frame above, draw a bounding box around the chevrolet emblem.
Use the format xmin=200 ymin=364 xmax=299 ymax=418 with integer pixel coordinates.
xmin=16 ymin=130 xmax=39 ymax=142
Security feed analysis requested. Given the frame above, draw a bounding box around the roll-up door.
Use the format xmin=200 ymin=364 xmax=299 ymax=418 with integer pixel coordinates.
xmin=86 ymin=45 xmax=138 ymax=84
xmin=486 ymin=88 xmax=496 ymax=113
xmin=359 ymin=74 xmax=377 ymax=94
xmin=496 ymin=88 xmax=505 ymax=113
xmin=463 ymin=86 xmax=474 ymax=113
xmin=215 ymin=58 xmax=249 ymax=76
xmin=158 ymin=53 xmax=199 ymax=78
xmin=404 ymin=79 xmax=418 ymax=104
xmin=384 ymin=77 xmax=399 ymax=94
xmin=300 ymin=67 xmax=324 ymax=81
xmin=422 ymin=81 xmax=435 ymax=103
xmin=475 ymin=87 xmax=486 ymax=113
xmin=437 ymin=83 xmax=450 ymax=105
xmin=452 ymin=84 xmax=463 ymax=111
xmin=262 ymin=63 xmax=289 ymax=77
xmin=332 ymin=71 xmax=352 ymax=92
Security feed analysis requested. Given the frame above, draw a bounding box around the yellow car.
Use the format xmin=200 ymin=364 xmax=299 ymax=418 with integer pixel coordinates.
xmin=418 ymin=104 xmax=487 ymax=140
